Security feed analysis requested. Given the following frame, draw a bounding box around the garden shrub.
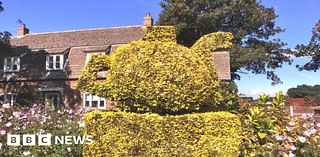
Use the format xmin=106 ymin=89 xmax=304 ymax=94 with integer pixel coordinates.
xmin=83 ymin=111 xmax=241 ymax=157
xmin=238 ymin=92 xmax=320 ymax=157
xmin=78 ymin=26 xmax=233 ymax=114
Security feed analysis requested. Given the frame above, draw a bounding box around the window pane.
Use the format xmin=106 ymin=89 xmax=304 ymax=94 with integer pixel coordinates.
xmin=49 ymin=56 xmax=54 ymax=68
xmin=99 ymin=101 xmax=105 ymax=107
xmin=55 ymin=56 xmax=61 ymax=69
xmin=12 ymin=64 xmax=17 ymax=70
xmin=6 ymin=59 xmax=12 ymax=71
xmin=6 ymin=64 xmax=11 ymax=71
xmin=92 ymin=101 xmax=98 ymax=107
xmin=12 ymin=95 xmax=16 ymax=102
xmin=56 ymin=62 xmax=60 ymax=69
xmin=13 ymin=58 xmax=18 ymax=63
xmin=85 ymin=101 xmax=90 ymax=107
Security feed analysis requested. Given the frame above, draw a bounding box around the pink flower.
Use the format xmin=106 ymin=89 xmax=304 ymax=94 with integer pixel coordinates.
xmin=316 ymin=123 xmax=320 ymax=128
xmin=290 ymin=145 xmax=296 ymax=151
xmin=302 ymin=123 xmax=308 ymax=128
xmin=288 ymin=121 xmax=295 ymax=126
xmin=5 ymin=122 xmax=12 ymax=127
xmin=275 ymin=135 xmax=284 ymax=141
xmin=298 ymin=136 xmax=306 ymax=143
xmin=0 ymin=130 xmax=6 ymax=135
xmin=300 ymin=114 xmax=307 ymax=119
xmin=289 ymin=151 xmax=295 ymax=157
xmin=303 ymin=130 xmax=311 ymax=137
xmin=286 ymin=126 xmax=294 ymax=132
xmin=2 ymin=104 xmax=11 ymax=108
xmin=303 ymin=128 xmax=317 ymax=137
xmin=12 ymin=112 xmax=21 ymax=118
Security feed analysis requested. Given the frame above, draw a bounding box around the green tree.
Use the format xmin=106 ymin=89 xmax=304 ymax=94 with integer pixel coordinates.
xmin=0 ymin=1 xmax=3 ymax=11
xmin=157 ymin=0 xmax=291 ymax=85
xmin=287 ymin=84 xmax=320 ymax=101
xmin=0 ymin=1 xmax=11 ymax=53
xmin=296 ymin=20 xmax=320 ymax=71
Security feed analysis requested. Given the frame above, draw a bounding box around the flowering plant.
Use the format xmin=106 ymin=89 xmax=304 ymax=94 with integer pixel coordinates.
xmin=0 ymin=104 xmax=89 ymax=157
xmin=239 ymin=92 xmax=320 ymax=157
xmin=272 ymin=114 xmax=320 ymax=157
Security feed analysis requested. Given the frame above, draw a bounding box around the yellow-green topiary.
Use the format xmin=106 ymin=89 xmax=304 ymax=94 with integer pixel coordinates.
xmin=83 ymin=111 xmax=241 ymax=157
xmin=78 ymin=26 xmax=233 ymax=114
xmin=77 ymin=54 xmax=110 ymax=95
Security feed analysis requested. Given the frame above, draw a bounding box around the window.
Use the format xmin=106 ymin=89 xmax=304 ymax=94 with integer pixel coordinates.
xmin=45 ymin=92 xmax=61 ymax=110
xmin=3 ymin=93 xmax=17 ymax=106
xmin=4 ymin=57 xmax=20 ymax=72
xmin=46 ymin=55 xmax=63 ymax=70
xmin=83 ymin=93 xmax=106 ymax=109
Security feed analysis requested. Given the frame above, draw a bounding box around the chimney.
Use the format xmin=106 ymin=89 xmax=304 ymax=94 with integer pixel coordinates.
xmin=143 ymin=12 xmax=153 ymax=27
xmin=17 ymin=23 xmax=29 ymax=37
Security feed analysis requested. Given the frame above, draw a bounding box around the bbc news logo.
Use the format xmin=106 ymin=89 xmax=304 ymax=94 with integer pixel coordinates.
xmin=7 ymin=134 xmax=93 ymax=146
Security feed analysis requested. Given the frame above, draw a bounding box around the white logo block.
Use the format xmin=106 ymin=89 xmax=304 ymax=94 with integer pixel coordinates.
xmin=38 ymin=134 xmax=52 ymax=146
xmin=7 ymin=134 xmax=20 ymax=146
xmin=23 ymin=134 xmax=36 ymax=146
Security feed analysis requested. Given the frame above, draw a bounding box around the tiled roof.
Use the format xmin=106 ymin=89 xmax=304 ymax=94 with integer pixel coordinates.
xmin=5 ymin=25 xmax=231 ymax=81
xmin=10 ymin=25 xmax=145 ymax=51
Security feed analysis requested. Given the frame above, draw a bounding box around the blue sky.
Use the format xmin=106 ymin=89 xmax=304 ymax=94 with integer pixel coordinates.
xmin=0 ymin=0 xmax=319 ymax=98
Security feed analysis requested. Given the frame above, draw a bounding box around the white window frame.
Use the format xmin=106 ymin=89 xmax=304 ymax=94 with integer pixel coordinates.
xmin=83 ymin=93 xmax=106 ymax=109
xmin=46 ymin=54 xmax=64 ymax=70
xmin=4 ymin=93 xmax=17 ymax=106
xmin=4 ymin=57 xmax=20 ymax=72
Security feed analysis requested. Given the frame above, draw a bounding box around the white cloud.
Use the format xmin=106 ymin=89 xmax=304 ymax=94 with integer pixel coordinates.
xmin=239 ymin=88 xmax=283 ymax=99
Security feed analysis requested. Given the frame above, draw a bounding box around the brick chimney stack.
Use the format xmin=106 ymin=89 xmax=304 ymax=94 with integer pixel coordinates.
xmin=143 ymin=12 xmax=153 ymax=27
xmin=17 ymin=23 xmax=29 ymax=37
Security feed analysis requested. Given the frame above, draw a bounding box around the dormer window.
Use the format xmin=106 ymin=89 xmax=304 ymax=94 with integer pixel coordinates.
xmin=4 ymin=57 xmax=20 ymax=72
xmin=46 ymin=55 xmax=63 ymax=70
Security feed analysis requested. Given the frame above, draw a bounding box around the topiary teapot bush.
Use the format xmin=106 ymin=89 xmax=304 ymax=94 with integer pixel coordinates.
xmin=78 ymin=26 xmax=233 ymax=114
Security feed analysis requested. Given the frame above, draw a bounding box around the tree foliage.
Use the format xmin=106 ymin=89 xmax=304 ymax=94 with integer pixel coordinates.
xmin=0 ymin=1 xmax=11 ymax=54
xmin=287 ymin=84 xmax=320 ymax=101
xmin=296 ymin=20 xmax=320 ymax=71
xmin=0 ymin=1 xmax=3 ymax=12
xmin=157 ymin=0 xmax=291 ymax=85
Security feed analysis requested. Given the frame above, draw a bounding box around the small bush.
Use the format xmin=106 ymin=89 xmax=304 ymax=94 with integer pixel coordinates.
xmin=83 ymin=111 xmax=241 ymax=157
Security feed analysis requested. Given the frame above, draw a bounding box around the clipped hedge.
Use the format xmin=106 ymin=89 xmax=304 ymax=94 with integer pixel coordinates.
xmin=78 ymin=26 xmax=233 ymax=114
xmin=83 ymin=111 xmax=241 ymax=157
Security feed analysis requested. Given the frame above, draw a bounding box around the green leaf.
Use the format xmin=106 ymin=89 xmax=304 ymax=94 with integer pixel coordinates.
xmin=257 ymin=132 xmax=267 ymax=139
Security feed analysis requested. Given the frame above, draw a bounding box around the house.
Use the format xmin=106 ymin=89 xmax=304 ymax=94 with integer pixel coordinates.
xmin=286 ymin=97 xmax=315 ymax=117
xmin=0 ymin=13 xmax=231 ymax=110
